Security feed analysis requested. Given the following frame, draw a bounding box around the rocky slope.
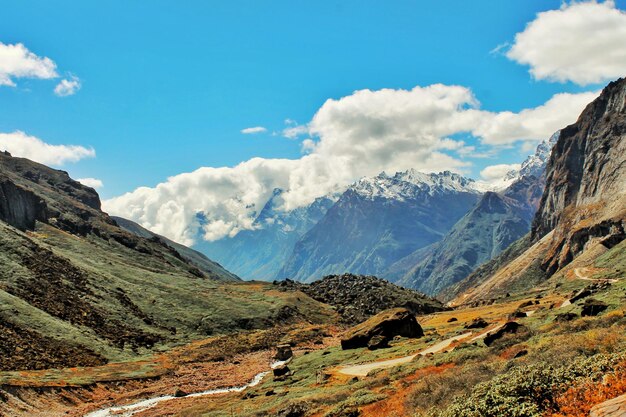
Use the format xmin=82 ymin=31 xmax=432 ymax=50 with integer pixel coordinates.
xmin=0 ymin=152 xmax=335 ymax=371
xmin=197 ymin=189 xmax=335 ymax=280
xmin=112 ymin=216 xmax=239 ymax=281
xmin=449 ymin=78 xmax=626 ymax=304
xmin=383 ymin=135 xmax=556 ymax=295
xmin=277 ymin=171 xmax=481 ymax=282
xmin=274 ymin=273 xmax=445 ymax=325
xmin=532 ymin=78 xmax=626 ymax=274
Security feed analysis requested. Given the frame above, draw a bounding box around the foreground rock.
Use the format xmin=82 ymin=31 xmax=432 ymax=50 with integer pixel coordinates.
xmin=341 ymin=308 xmax=423 ymax=350
xmin=590 ymin=393 xmax=626 ymax=417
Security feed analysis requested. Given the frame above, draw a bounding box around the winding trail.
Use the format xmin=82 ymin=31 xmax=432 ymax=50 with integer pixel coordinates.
xmin=337 ymin=332 xmax=473 ymax=377
xmin=561 ymin=267 xmax=619 ymax=307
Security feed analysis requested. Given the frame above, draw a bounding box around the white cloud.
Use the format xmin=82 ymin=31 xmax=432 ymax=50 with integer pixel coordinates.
xmin=77 ymin=178 xmax=103 ymax=189
xmin=282 ymin=124 xmax=308 ymax=139
xmin=0 ymin=42 xmax=58 ymax=87
xmin=54 ymin=75 xmax=81 ymax=96
xmin=241 ymin=126 xmax=267 ymax=134
xmin=480 ymin=163 xmax=521 ymax=182
xmin=0 ymin=131 xmax=95 ymax=166
xmin=472 ymin=91 xmax=600 ymax=145
xmin=506 ymin=1 xmax=626 ymax=85
xmin=104 ymin=84 xmax=598 ymax=245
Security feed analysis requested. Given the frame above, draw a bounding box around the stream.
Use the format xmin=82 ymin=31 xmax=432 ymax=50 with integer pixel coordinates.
xmin=84 ymin=360 xmax=289 ymax=417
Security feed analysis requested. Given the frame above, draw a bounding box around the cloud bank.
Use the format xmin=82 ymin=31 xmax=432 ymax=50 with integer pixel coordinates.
xmin=77 ymin=178 xmax=103 ymax=189
xmin=0 ymin=131 xmax=95 ymax=166
xmin=104 ymin=84 xmax=596 ymax=245
xmin=507 ymin=1 xmax=626 ymax=85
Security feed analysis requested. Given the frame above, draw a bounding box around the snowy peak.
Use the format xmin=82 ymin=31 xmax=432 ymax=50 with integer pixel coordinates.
xmin=350 ymin=169 xmax=479 ymax=201
xmin=519 ymin=130 xmax=560 ymax=179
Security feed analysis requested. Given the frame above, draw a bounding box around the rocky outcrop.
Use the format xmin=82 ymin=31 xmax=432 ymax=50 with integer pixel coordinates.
xmin=274 ymin=274 xmax=445 ymax=325
xmin=341 ymin=308 xmax=423 ymax=350
xmin=532 ymin=78 xmax=626 ymax=274
xmin=0 ymin=181 xmax=47 ymax=230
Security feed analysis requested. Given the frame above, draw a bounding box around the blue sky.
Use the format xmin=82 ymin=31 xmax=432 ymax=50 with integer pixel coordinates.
xmin=1 ymin=1 xmax=625 ymax=243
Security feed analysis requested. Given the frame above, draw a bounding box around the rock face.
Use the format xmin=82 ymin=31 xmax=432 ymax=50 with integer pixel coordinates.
xmin=274 ymin=274 xmax=445 ymax=325
xmin=341 ymin=308 xmax=423 ymax=350
xmin=532 ymin=78 xmax=626 ymax=274
xmin=581 ymin=299 xmax=608 ymax=317
xmin=278 ymin=171 xmax=481 ymax=283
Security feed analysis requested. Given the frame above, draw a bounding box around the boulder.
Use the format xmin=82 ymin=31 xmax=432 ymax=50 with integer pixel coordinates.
xmin=447 ymin=317 xmax=458 ymax=322
xmin=367 ymin=335 xmax=389 ymax=350
xmin=555 ymin=312 xmax=578 ymax=322
xmin=590 ymin=393 xmax=626 ymax=417
xmin=341 ymin=308 xmax=423 ymax=350
xmin=508 ymin=310 xmax=527 ymax=319
xmin=464 ymin=317 xmax=489 ymax=329
xmin=173 ymin=388 xmax=188 ymax=398
xmin=484 ymin=322 xmax=525 ymax=347
xmin=274 ymin=344 xmax=293 ymax=361
xmin=273 ymin=365 xmax=291 ymax=377
xmin=581 ymin=299 xmax=608 ymax=317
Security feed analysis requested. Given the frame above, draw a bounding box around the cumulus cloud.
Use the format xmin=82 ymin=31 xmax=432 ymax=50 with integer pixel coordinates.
xmin=54 ymin=75 xmax=81 ymax=96
xmin=282 ymin=124 xmax=308 ymax=139
xmin=473 ymin=90 xmax=600 ymax=145
xmin=0 ymin=131 xmax=95 ymax=166
xmin=104 ymin=84 xmax=598 ymax=245
xmin=0 ymin=42 xmax=58 ymax=87
xmin=77 ymin=178 xmax=103 ymax=189
xmin=506 ymin=1 xmax=626 ymax=85
xmin=480 ymin=163 xmax=521 ymax=182
xmin=241 ymin=126 xmax=267 ymax=134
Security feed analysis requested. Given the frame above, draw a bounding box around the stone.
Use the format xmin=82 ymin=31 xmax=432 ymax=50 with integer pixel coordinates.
xmin=555 ymin=312 xmax=578 ymax=322
xmin=273 ymin=365 xmax=291 ymax=377
xmin=341 ymin=308 xmax=423 ymax=350
xmin=447 ymin=317 xmax=458 ymax=322
xmin=173 ymin=388 xmax=187 ymax=398
xmin=274 ymin=344 xmax=293 ymax=361
xmin=513 ymin=349 xmax=528 ymax=358
xmin=464 ymin=317 xmax=489 ymax=329
xmin=581 ymin=299 xmax=608 ymax=317
xmin=484 ymin=322 xmax=525 ymax=347
xmin=367 ymin=335 xmax=389 ymax=350
xmin=508 ymin=310 xmax=527 ymax=319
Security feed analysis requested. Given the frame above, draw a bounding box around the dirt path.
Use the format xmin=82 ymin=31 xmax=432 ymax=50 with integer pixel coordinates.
xmin=337 ymin=332 xmax=473 ymax=377
xmin=561 ymin=268 xmax=619 ymax=307
xmin=574 ymin=267 xmax=619 ymax=283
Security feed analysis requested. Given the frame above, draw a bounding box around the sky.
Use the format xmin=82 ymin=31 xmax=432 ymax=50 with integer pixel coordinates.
xmin=1 ymin=0 xmax=625 ymax=244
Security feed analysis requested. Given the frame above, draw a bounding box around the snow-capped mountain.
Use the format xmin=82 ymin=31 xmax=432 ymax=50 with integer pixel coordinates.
xmin=352 ymin=170 xmax=480 ymax=201
xmin=277 ymin=171 xmax=481 ymax=282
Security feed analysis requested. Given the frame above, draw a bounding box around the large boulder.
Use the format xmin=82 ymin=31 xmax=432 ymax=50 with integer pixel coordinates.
xmin=581 ymin=299 xmax=608 ymax=317
xmin=341 ymin=308 xmax=423 ymax=350
xmin=274 ymin=344 xmax=293 ymax=361
xmin=484 ymin=322 xmax=526 ymax=347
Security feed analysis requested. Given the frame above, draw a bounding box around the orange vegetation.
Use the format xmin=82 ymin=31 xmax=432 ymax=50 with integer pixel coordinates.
xmin=546 ymin=361 xmax=626 ymax=417
xmin=359 ymin=363 xmax=456 ymax=417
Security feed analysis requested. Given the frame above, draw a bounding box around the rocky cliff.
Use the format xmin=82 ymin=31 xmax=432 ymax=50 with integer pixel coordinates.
xmin=532 ymin=78 xmax=626 ymax=274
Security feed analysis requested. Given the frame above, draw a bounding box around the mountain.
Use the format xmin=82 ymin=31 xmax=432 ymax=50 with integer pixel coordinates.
xmin=112 ymin=216 xmax=240 ymax=281
xmin=277 ymin=170 xmax=481 ymax=282
xmin=450 ymin=78 xmax=626 ymax=304
xmin=0 ymin=152 xmax=335 ymax=371
xmin=196 ymin=189 xmax=335 ymax=280
xmin=385 ymin=134 xmax=557 ymax=295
